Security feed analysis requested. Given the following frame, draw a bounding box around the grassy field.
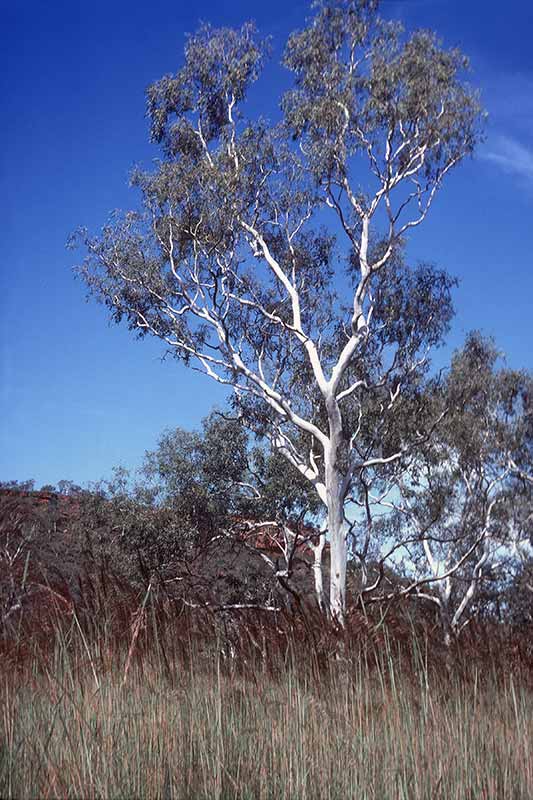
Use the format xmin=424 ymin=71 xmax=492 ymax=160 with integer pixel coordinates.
xmin=1 ymin=590 xmax=533 ymax=799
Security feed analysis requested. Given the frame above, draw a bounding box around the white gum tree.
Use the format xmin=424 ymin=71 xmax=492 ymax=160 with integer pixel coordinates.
xmin=76 ymin=0 xmax=484 ymax=624
xmin=370 ymin=335 xmax=533 ymax=641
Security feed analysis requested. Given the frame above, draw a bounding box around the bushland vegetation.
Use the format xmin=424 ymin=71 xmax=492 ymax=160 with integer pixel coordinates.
xmin=1 ymin=416 xmax=533 ymax=798
xmin=4 ymin=0 xmax=533 ymax=794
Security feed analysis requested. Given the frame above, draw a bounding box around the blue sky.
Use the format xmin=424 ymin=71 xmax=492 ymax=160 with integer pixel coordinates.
xmin=2 ymin=0 xmax=532 ymax=488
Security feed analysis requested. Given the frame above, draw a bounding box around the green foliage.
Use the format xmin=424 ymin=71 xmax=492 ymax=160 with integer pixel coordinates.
xmin=283 ymin=0 xmax=482 ymax=185
xmin=148 ymin=22 xmax=268 ymax=146
xmin=139 ymin=411 xmax=321 ymax=524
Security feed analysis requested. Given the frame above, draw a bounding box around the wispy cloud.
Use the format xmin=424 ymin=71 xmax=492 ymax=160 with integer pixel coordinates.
xmin=481 ymin=134 xmax=533 ymax=183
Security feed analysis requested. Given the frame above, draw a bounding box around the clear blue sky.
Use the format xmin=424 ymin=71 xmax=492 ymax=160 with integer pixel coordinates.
xmin=2 ymin=0 xmax=532 ymax=488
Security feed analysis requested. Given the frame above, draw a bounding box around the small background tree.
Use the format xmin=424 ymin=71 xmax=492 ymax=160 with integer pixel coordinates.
xmin=369 ymin=334 xmax=533 ymax=641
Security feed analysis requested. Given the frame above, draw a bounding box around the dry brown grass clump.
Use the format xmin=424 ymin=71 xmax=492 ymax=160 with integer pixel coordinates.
xmin=2 ymin=577 xmax=533 ymax=799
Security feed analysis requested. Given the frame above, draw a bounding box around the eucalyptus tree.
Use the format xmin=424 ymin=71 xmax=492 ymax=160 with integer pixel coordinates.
xmin=372 ymin=335 xmax=533 ymax=641
xmin=140 ymin=413 xmax=326 ymax=609
xmin=75 ymin=0 xmax=484 ymax=623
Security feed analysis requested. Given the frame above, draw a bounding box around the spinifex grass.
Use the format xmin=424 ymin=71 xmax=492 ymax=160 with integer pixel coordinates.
xmin=1 ymin=591 xmax=533 ymax=799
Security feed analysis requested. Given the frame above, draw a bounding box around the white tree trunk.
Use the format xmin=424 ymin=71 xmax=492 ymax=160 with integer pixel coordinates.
xmin=439 ymin=600 xmax=454 ymax=648
xmin=325 ymin=459 xmax=347 ymax=625
xmin=323 ymin=394 xmax=349 ymax=625
xmin=310 ymin=530 xmax=327 ymax=613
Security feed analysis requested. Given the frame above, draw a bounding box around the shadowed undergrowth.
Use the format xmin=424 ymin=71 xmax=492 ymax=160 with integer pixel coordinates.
xmin=2 ymin=577 xmax=533 ymax=799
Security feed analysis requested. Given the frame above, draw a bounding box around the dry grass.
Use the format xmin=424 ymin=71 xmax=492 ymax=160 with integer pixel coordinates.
xmin=1 ymin=582 xmax=533 ymax=799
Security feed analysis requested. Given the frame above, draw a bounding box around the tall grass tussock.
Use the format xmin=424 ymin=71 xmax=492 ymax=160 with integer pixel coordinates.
xmin=1 ymin=575 xmax=533 ymax=799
